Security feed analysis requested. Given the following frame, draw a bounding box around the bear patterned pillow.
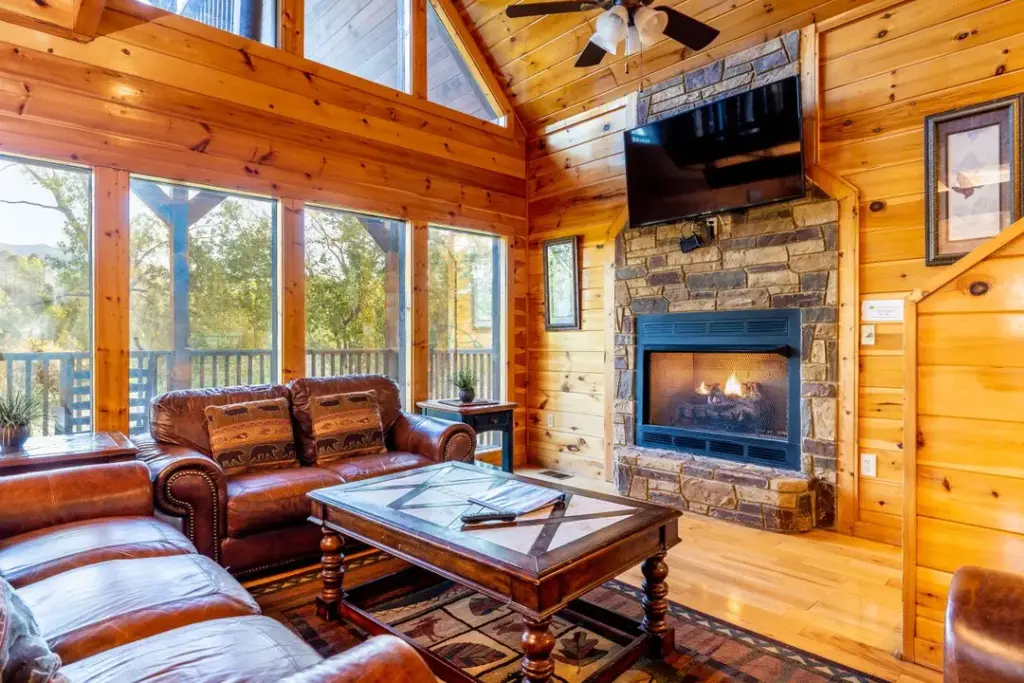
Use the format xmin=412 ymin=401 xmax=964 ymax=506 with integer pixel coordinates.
xmin=204 ymin=397 xmax=297 ymax=474
xmin=310 ymin=391 xmax=387 ymax=463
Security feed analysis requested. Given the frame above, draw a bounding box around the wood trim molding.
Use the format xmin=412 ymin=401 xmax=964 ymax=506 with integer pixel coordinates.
xmin=799 ymin=24 xmax=819 ymax=170
xmin=409 ymin=0 xmax=428 ymax=99
xmin=279 ymin=198 xmax=305 ymax=382
xmin=602 ymin=205 xmax=630 ymax=482
xmin=73 ymin=0 xmax=106 ymax=37
xmin=815 ymin=0 xmax=912 ymax=33
xmin=92 ymin=166 xmax=130 ymax=434
xmin=901 ymin=297 xmax=919 ymax=663
xmin=279 ymin=0 xmax=303 ymax=56
xmin=808 ymin=164 xmax=860 ymax=536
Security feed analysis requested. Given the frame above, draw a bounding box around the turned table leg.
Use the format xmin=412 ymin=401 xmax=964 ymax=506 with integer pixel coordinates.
xmin=521 ymin=615 xmax=556 ymax=683
xmin=641 ymin=551 xmax=674 ymax=658
xmin=316 ymin=526 xmax=344 ymax=621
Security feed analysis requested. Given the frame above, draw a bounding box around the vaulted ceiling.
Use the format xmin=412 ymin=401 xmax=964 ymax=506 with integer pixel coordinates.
xmin=454 ymin=0 xmax=878 ymax=130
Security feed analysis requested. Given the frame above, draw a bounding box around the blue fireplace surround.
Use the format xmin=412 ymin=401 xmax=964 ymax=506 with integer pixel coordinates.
xmin=635 ymin=309 xmax=802 ymax=471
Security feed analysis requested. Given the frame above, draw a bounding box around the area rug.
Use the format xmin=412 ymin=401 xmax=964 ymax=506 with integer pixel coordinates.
xmin=252 ymin=568 xmax=885 ymax=683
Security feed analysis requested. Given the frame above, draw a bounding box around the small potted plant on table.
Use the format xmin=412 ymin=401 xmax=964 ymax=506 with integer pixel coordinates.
xmin=451 ymin=368 xmax=478 ymax=404
xmin=0 ymin=391 xmax=41 ymax=453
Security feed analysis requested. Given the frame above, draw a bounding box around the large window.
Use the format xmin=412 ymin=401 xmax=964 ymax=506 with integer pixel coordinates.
xmin=304 ymin=0 xmax=407 ymax=91
xmin=305 ymin=206 xmax=406 ymax=387
xmin=0 ymin=157 xmax=93 ymax=435
xmin=427 ymin=226 xmax=502 ymax=448
xmin=139 ymin=0 xmax=276 ymax=44
xmin=426 ymin=1 xmax=499 ymax=123
xmin=127 ymin=178 xmax=278 ymax=435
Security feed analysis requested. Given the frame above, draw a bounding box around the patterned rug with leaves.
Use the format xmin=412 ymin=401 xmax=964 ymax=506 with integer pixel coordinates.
xmin=252 ymin=568 xmax=886 ymax=683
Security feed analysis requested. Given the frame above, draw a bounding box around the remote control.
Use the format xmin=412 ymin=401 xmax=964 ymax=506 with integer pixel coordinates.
xmin=461 ymin=511 xmax=517 ymax=524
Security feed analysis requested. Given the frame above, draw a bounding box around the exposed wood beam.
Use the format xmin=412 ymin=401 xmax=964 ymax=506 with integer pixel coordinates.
xmin=279 ymin=0 xmax=303 ymax=56
xmin=279 ymin=198 xmax=306 ymax=382
xmin=92 ymin=166 xmax=130 ymax=434
xmin=73 ymin=0 xmax=106 ymax=37
xmin=409 ymin=0 xmax=428 ymax=98
xmin=409 ymin=221 xmax=430 ymax=408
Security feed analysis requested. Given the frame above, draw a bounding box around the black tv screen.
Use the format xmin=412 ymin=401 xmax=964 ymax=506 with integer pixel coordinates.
xmin=625 ymin=75 xmax=805 ymax=227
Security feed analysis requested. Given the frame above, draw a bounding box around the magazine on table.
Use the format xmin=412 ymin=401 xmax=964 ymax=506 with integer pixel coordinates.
xmin=467 ymin=481 xmax=565 ymax=517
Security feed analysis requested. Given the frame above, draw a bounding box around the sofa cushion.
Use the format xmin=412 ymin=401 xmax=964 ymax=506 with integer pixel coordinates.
xmin=61 ymin=616 xmax=321 ymax=683
xmin=205 ymin=397 xmax=298 ymax=474
xmin=320 ymin=451 xmax=432 ymax=483
xmin=19 ymin=554 xmax=259 ymax=665
xmin=150 ymin=384 xmax=292 ymax=455
xmin=0 ymin=517 xmax=196 ymax=588
xmin=226 ymin=467 xmax=342 ymax=537
xmin=0 ymin=577 xmax=64 ymax=683
xmin=310 ymin=391 xmax=387 ymax=464
xmin=290 ymin=375 xmax=402 ymax=465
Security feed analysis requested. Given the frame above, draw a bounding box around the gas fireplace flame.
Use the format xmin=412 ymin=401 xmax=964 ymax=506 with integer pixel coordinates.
xmin=696 ymin=381 xmax=710 ymax=395
xmin=724 ymin=372 xmax=743 ymax=397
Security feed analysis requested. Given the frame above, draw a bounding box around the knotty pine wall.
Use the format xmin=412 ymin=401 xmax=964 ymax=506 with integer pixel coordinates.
xmin=526 ymin=100 xmax=629 ymax=480
xmin=818 ymin=0 xmax=1024 ymax=547
xmin=0 ymin=0 xmax=529 ymax=464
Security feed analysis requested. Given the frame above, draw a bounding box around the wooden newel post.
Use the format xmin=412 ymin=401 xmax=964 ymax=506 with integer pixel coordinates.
xmin=316 ymin=526 xmax=344 ymax=621
xmin=641 ymin=551 xmax=674 ymax=658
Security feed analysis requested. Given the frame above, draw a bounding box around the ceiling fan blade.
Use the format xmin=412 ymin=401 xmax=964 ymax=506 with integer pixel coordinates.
xmin=575 ymin=39 xmax=608 ymax=67
xmin=505 ymin=1 xmax=598 ymax=18
xmin=655 ymin=7 xmax=720 ymax=51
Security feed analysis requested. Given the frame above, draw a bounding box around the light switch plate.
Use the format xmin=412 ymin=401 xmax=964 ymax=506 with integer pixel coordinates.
xmin=861 ymin=453 xmax=878 ymax=478
xmin=546 ymin=414 xmax=554 ymax=428
xmin=861 ymin=324 xmax=876 ymax=346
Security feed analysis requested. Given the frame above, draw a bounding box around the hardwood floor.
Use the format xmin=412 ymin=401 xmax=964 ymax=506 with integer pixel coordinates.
xmin=520 ymin=467 xmax=941 ymax=683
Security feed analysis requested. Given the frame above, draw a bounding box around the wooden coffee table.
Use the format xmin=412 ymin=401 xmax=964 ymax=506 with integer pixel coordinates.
xmin=308 ymin=462 xmax=681 ymax=683
xmin=0 ymin=432 xmax=137 ymax=476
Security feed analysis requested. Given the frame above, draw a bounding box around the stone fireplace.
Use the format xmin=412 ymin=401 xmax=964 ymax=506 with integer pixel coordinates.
xmin=613 ymin=30 xmax=840 ymax=532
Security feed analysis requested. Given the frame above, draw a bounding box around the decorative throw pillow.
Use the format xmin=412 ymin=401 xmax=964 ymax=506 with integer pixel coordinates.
xmin=204 ymin=397 xmax=297 ymax=474
xmin=310 ymin=391 xmax=387 ymax=463
xmin=0 ymin=577 xmax=66 ymax=683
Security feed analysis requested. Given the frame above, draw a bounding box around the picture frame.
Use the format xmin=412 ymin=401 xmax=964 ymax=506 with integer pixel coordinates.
xmin=925 ymin=96 xmax=1021 ymax=266
xmin=542 ymin=236 xmax=581 ymax=331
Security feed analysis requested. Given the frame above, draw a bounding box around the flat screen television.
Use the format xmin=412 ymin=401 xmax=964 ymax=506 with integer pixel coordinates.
xmin=624 ymin=75 xmax=805 ymax=227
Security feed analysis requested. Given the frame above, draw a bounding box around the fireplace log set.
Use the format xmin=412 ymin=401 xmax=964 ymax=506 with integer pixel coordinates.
xmin=674 ymin=382 xmax=776 ymax=435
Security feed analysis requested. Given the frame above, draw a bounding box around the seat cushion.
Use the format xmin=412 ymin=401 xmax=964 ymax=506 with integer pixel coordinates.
xmin=19 ymin=554 xmax=260 ymax=665
xmin=0 ymin=516 xmax=197 ymax=588
xmin=320 ymin=451 xmax=432 ymax=483
xmin=226 ymin=466 xmax=342 ymax=537
xmin=61 ymin=616 xmax=322 ymax=683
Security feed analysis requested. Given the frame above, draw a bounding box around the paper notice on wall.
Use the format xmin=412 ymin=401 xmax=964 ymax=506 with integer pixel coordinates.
xmin=861 ymin=299 xmax=904 ymax=323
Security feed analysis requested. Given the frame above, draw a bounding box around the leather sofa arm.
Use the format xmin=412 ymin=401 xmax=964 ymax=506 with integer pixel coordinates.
xmin=135 ymin=435 xmax=226 ymax=561
xmin=0 ymin=460 xmax=152 ymax=539
xmin=279 ymin=636 xmax=434 ymax=683
xmin=391 ymin=413 xmax=475 ymax=464
xmin=946 ymin=565 xmax=1024 ymax=683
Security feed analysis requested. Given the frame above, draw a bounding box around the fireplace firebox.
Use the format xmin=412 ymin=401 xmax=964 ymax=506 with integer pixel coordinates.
xmin=636 ymin=309 xmax=802 ymax=470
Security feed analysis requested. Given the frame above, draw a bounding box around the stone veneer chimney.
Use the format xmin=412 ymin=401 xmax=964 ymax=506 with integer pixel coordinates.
xmin=612 ymin=31 xmax=841 ymax=532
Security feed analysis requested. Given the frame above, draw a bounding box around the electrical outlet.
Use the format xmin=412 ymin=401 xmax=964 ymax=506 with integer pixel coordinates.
xmin=546 ymin=414 xmax=554 ymax=428
xmin=861 ymin=325 xmax=876 ymax=346
xmin=861 ymin=453 xmax=878 ymax=478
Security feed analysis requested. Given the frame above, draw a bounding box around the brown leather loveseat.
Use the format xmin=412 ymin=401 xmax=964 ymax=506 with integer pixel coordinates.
xmin=0 ymin=461 xmax=435 ymax=682
xmin=137 ymin=374 xmax=476 ymax=575
xmin=945 ymin=565 xmax=1024 ymax=683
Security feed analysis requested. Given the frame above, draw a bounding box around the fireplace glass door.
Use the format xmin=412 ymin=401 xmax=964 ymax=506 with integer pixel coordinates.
xmin=647 ymin=351 xmax=789 ymax=441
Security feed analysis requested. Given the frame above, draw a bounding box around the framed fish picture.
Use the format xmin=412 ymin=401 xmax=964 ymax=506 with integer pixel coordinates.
xmin=925 ymin=96 xmax=1021 ymax=266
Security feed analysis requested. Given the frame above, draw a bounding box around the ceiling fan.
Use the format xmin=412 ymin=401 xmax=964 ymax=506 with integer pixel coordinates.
xmin=505 ymin=0 xmax=720 ymax=67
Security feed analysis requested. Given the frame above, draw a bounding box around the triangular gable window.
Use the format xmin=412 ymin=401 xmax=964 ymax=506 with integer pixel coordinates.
xmin=426 ymin=0 xmax=503 ymax=124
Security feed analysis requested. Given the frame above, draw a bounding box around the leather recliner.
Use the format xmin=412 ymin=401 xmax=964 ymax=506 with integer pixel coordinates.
xmin=138 ymin=374 xmax=476 ymax=576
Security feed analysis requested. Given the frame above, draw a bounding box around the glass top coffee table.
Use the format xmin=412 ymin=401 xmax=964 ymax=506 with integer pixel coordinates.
xmin=308 ymin=462 xmax=681 ymax=683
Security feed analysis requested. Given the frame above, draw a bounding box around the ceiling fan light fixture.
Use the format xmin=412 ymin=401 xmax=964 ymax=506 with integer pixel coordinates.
xmin=625 ymin=25 xmax=642 ymax=55
xmin=595 ymin=5 xmax=628 ymax=51
xmin=633 ymin=5 xmax=667 ymax=46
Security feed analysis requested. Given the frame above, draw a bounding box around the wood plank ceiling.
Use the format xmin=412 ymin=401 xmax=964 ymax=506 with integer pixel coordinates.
xmin=453 ymin=0 xmax=876 ymax=129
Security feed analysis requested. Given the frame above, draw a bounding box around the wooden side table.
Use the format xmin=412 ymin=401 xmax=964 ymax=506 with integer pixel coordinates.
xmin=0 ymin=432 xmax=138 ymax=476
xmin=416 ymin=399 xmax=518 ymax=473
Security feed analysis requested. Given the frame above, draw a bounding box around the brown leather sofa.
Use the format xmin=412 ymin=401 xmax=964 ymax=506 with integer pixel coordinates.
xmin=945 ymin=565 xmax=1024 ymax=683
xmin=0 ymin=461 xmax=435 ymax=682
xmin=138 ymin=374 xmax=476 ymax=576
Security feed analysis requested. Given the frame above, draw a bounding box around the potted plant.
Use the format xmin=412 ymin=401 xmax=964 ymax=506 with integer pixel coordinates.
xmin=0 ymin=391 xmax=41 ymax=453
xmin=451 ymin=368 xmax=478 ymax=404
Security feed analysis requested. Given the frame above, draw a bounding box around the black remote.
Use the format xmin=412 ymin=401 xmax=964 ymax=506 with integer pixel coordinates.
xmin=461 ymin=511 xmax=517 ymax=524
